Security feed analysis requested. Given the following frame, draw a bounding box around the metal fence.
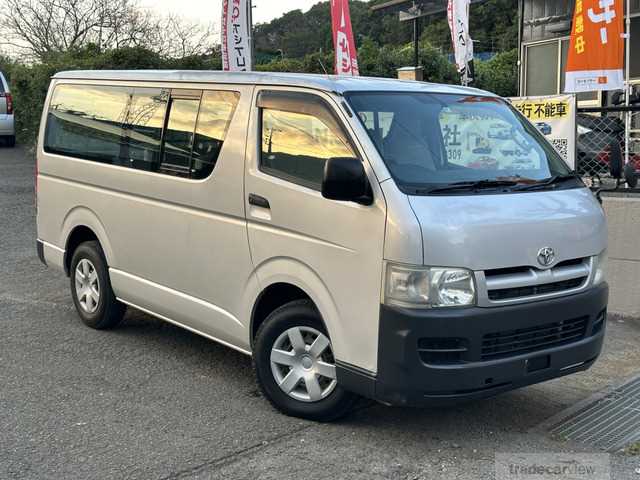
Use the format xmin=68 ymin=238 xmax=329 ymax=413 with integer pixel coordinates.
xmin=576 ymin=105 xmax=640 ymax=187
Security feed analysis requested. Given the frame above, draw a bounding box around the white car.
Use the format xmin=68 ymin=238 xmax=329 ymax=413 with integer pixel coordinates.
xmin=0 ymin=70 xmax=15 ymax=147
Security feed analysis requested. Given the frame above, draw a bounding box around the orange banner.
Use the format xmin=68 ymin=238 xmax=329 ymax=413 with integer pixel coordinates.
xmin=565 ymin=0 xmax=624 ymax=92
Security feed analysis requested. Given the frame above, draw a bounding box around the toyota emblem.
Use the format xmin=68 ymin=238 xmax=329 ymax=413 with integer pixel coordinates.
xmin=537 ymin=247 xmax=555 ymax=267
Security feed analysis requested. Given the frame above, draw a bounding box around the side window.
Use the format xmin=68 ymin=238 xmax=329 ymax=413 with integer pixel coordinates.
xmin=122 ymin=88 xmax=169 ymax=172
xmin=191 ymin=91 xmax=240 ymax=179
xmin=160 ymin=95 xmax=201 ymax=177
xmin=260 ymin=100 xmax=356 ymax=190
xmin=45 ymin=84 xmax=130 ymax=164
xmin=45 ymin=84 xmax=239 ymax=181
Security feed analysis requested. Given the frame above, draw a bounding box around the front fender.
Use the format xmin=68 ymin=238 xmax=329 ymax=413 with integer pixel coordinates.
xmin=247 ymin=256 xmax=346 ymax=361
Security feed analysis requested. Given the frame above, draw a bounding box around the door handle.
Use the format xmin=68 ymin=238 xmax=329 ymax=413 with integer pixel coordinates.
xmin=248 ymin=193 xmax=270 ymax=209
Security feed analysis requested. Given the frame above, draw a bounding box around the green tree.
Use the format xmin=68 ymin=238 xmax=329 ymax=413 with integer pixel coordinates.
xmin=474 ymin=49 xmax=518 ymax=97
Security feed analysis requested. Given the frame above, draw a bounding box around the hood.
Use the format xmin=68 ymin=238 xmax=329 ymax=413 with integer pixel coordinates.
xmin=408 ymin=188 xmax=607 ymax=271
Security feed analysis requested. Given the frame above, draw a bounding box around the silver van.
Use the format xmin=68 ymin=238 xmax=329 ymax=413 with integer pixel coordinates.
xmin=36 ymin=71 xmax=608 ymax=421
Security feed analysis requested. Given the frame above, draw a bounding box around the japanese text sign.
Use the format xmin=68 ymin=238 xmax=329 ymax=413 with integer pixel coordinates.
xmin=565 ymin=0 xmax=624 ymax=92
xmin=222 ymin=0 xmax=253 ymax=72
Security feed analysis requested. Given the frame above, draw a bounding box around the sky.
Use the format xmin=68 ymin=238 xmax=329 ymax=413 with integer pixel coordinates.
xmin=142 ymin=0 xmax=321 ymax=25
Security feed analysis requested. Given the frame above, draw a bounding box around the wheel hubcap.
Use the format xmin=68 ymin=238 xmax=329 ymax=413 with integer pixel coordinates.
xmin=75 ymin=259 xmax=100 ymax=314
xmin=270 ymin=326 xmax=337 ymax=403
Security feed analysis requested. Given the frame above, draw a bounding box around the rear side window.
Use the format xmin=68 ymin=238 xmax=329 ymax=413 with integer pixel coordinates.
xmin=258 ymin=92 xmax=356 ymax=190
xmin=44 ymin=84 xmax=239 ymax=180
xmin=160 ymin=95 xmax=201 ymax=177
xmin=123 ymin=88 xmax=168 ymax=172
xmin=0 ymin=74 xmax=5 ymax=93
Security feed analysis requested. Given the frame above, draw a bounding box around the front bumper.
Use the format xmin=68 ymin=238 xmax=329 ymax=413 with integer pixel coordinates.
xmin=336 ymin=283 xmax=608 ymax=407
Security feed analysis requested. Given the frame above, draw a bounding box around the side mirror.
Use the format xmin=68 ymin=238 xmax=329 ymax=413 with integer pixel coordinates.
xmin=609 ymin=141 xmax=623 ymax=179
xmin=322 ymin=157 xmax=373 ymax=205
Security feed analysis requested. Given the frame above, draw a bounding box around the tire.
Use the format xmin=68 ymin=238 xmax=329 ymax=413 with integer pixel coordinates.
xmin=253 ymin=300 xmax=358 ymax=422
xmin=69 ymin=241 xmax=126 ymax=330
xmin=6 ymin=135 xmax=15 ymax=148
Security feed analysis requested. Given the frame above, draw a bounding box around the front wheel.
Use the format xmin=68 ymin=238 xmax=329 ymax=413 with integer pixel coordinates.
xmin=253 ymin=300 xmax=358 ymax=421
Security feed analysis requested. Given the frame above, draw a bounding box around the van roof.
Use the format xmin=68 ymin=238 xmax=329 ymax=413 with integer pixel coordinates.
xmin=52 ymin=70 xmax=496 ymax=97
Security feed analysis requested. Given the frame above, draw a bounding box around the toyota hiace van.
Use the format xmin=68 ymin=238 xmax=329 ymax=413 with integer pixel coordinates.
xmin=36 ymin=71 xmax=608 ymax=421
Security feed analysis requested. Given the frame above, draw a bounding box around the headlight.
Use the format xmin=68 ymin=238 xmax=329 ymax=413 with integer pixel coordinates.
xmin=593 ymin=250 xmax=607 ymax=286
xmin=384 ymin=263 xmax=476 ymax=308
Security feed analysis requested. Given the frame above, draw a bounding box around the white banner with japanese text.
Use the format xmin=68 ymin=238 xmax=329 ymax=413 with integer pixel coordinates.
xmin=221 ymin=0 xmax=252 ymax=72
xmin=447 ymin=0 xmax=474 ymax=84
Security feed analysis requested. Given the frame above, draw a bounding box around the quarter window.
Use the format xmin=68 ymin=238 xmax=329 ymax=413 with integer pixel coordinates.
xmin=192 ymin=91 xmax=240 ymax=179
xmin=45 ymin=84 xmax=130 ymax=165
xmin=260 ymin=107 xmax=356 ymax=190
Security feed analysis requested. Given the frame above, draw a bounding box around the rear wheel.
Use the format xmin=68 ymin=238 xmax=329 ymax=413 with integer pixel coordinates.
xmin=70 ymin=241 xmax=126 ymax=329
xmin=4 ymin=135 xmax=15 ymax=147
xmin=254 ymin=300 xmax=358 ymax=421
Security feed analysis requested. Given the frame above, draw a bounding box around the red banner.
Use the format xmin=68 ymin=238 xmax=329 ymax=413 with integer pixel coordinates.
xmin=331 ymin=0 xmax=359 ymax=76
xmin=565 ymin=0 xmax=624 ymax=92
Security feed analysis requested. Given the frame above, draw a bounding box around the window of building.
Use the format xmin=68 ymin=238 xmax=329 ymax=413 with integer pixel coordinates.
xmin=524 ymin=42 xmax=559 ymax=96
xmin=631 ymin=17 xmax=640 ymax=78
xmin=523 ymin=39 xmax=598 ymax=101
xmin=45 ymin=84 xmax=239 ymax=180
xmin=260 ymin=105 xmax=356 ymax=190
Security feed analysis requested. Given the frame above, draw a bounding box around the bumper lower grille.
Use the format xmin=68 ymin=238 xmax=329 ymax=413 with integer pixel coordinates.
xmin=481 ymin=316 xmax=589 ymax=360
xmin=488 ymin=277 xmax=587 ymax=301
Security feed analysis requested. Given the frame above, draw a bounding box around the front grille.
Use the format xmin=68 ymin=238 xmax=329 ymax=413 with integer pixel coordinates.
xmin=484 ymin=258 xmax=586 ymax=279
xmin=481 ymin=316 xmax=588 ymax=360
xmin=488 ymin=277 xmax=587 ymax=301
xmin=483 ymin=257 xmax=591 ymax=304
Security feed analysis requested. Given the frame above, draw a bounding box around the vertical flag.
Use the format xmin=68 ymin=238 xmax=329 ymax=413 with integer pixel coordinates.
xmin=221 ymin=0 xmax=253 ymax=72
xmin=447 ymin=0 xmax=474 ymax=85
xmin=331 ymin=0 xmax=359 ymax=76
xmin=565 ymin=0 xmax=624 ymax=92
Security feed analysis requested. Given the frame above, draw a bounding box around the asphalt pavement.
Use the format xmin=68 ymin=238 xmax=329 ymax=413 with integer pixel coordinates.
xmin=1 ymin=145 xmax=639 ymax=479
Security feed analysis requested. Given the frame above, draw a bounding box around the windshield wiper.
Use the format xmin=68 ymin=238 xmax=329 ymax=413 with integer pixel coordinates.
xmin=512 ymin=173 xmax=581 ymax=192
xmin=423 ymin=179 xmax=520 ymax=195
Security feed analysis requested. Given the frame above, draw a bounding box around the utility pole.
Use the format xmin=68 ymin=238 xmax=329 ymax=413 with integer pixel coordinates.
xmin=413 ymin=17 xmax=420 ymax=68
xmin=247 ymin=0 xmax=255 ymax=70
xmin=624 ymin=0 xmax=631 ymax=166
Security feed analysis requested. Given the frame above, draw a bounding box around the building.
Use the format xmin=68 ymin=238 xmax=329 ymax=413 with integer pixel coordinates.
xmin=519 ymin=0 xmax=640 ymax=104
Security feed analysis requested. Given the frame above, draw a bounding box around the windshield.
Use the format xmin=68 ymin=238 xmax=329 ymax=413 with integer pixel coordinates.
xmin=346 ymin=92 xmax=574 ymax=194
